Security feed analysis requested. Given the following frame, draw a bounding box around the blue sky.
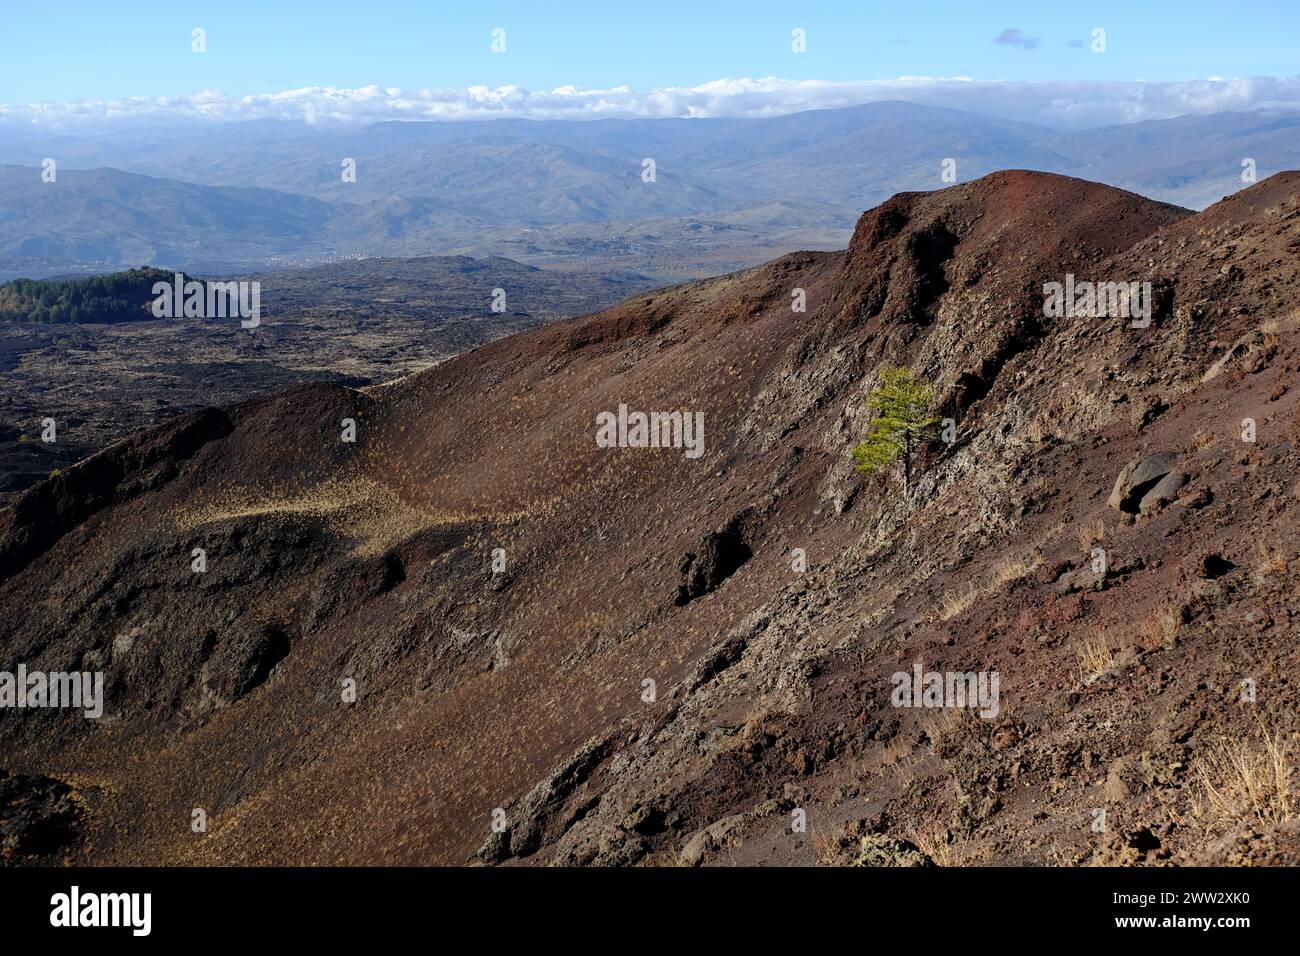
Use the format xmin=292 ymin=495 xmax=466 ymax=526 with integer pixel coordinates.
xmin=2 ymin=0 xmax=1296 ymax=102
xmin=0 ymin=1 xmax=1297 ymax=129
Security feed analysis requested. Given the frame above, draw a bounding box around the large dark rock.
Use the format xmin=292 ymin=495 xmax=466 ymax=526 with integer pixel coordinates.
xmin=1138 ymin=471 xmax=1188 ymax=514
xmin=1108 ymin=451 xmax=1179 ymax=513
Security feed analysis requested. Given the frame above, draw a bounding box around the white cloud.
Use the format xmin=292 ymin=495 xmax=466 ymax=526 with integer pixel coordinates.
xmin=2 ymin=76 xmax=1299 ymax=130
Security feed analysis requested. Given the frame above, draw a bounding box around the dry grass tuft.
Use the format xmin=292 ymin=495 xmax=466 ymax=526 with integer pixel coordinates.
xmin=987 ymin=552 xmax=1041 ymax=590
xmin=1260 ymin=318 xmax=1280 ymax=350
xmin=1076 ymin=516 xmax=1105 ymax=551
xmin=937 ymin=583 xmax=980 ymax=622
xmin=813 ymin=830 xmax=839 ymax=865
xmin=1252 ymin=541 xmax=1290 ymax=584
xmin=1140 ymin=602 xmax=1186 ymax=650
xmin=933 ymin=551 xmax=1042 ymax=623
xmin=878 ymin=734 xmax=915 ymax=783
xmin=921 ymin=707 xmax=963 ymax=752
xmin=1076 ymin=634 xmax=1117 ymax=684
xmin=910 ymin=823 xmax=960 ymax=867
xmin=1195 ymin=722 xmax=1294 ymax=829
xmin=175 ymin=476 xmax=528 ymax=556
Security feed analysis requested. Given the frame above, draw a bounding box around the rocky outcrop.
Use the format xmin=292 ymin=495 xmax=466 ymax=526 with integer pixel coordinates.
xmin=675 ymin=515 xmax=754 ymax=605
xmin=0 ymin=771 xmax=82 ymax=862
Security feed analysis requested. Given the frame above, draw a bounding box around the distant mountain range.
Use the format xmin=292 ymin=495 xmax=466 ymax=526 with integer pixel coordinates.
xmin=2 ymin=101 xmax=1297 ymax=280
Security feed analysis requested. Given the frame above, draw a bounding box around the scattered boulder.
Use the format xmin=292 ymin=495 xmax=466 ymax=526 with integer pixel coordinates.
xmin=1201 ymin=328 xmax=1277 ymax=383
xmin=1037 ymin=560 xmax=1074 ymax=586
xmin=1138 ymin=471 xmax=1188 ymax=514
xmin=1176 ymin=484 xmax=1214 ymax=509
xmin=812 ymin=816 xmax=935 ymax=867
xmin=1108 ymin=451 xmax=1179 ymax=513
xmin=1056 ymin=552 xmax=1143 ymax=594
xmin=1056 ymin=565 xmax=1106 ymax=595
xmin=1195 ymin=553 xmax=1236 ymax=579
xmin=1130 ymin=395 xmax=1169 ymax=432
xmin=1105 ymin=754 xmax=1154 ymax=802
xmin=679 ymin=814 xmax=748 ymax=867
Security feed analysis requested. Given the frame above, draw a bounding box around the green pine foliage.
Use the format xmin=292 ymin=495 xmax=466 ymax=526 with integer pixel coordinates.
xmin=852 ymin=366 xmax=940 ymax=491
xmin=0 ymin=267 xmax=172 ymax=324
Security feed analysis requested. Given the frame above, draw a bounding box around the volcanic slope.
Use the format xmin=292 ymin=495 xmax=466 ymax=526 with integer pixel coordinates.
xmin=3 ymin=170 xmax=1299 ymax=867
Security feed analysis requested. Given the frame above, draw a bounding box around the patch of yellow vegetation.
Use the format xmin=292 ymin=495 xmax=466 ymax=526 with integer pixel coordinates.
xmin=176 ymin=476 xmax=512 ymax=555
xmin=1194 ymin=721 xmax=1295 ymax=830
xmin=1076 ymin=634 xmax=1117 ymax=685
xmin=932 ymin=551 xmax=1042 ymax=623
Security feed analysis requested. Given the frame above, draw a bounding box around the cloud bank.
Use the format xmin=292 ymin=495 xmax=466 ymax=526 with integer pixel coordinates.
xmin=4 ymin=75 xmax=1300 ymax=131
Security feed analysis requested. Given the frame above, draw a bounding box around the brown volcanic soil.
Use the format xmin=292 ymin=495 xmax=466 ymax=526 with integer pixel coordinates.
xmin=2 ymin=170 xmax=1299 ymax=867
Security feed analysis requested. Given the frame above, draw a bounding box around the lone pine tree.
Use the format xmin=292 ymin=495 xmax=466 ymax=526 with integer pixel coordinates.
xmin=852 ymin=366 xmax=940 ymax=493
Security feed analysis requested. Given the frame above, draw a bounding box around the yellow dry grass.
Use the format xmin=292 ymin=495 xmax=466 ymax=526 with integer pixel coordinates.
xmin=1076 ymin=634 xmax=1116 ymax=684
xmin=934 ymin=551 xmax=1041 ymax=623
xmin=921 ymin=706 xmax=963 ymax=752
xmin=1076 ymin=516 xmax=1105 ymax=551
xmin=1139 ymin=602 xmax=1185 ymax=650
xmin=910 ymin=822 xmax=960 ymax=867
xmin=813 ymin=830 xmax=840 ymax=866
xmin=175 ymin=476 xmax=528 ymax=556
xmin=1194 ymin=721 xmax=1294 ymax=830
xmin=1252 ymin=540 xmax=1290 ymax=584
xmin=987 ymin=553 xmax=1040 ymax=590
xmin=936 ymin=583 xmax=980 ymax=622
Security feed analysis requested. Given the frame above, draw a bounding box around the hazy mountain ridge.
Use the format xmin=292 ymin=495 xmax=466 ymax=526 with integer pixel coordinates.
xmin=3 ymin=102 xmax=1296 ymax=280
